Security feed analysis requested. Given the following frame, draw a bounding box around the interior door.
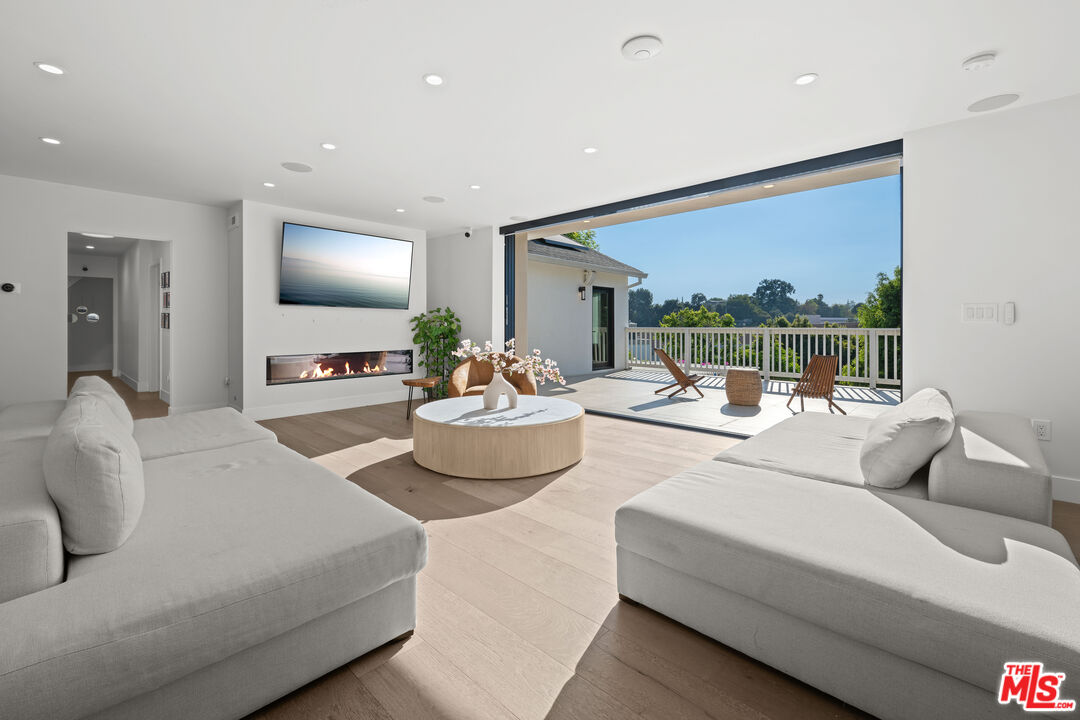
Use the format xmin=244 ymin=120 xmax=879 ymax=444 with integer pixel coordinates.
xmin=591 ymin=286 xmax=614 ymax=371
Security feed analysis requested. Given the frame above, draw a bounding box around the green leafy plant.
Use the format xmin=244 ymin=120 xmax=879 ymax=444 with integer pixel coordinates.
xmin=410 ymin=307 xmax=461 ymax=398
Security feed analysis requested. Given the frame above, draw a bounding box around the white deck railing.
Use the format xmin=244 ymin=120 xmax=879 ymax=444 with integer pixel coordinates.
xmin=626 ymin=326 xmax=902 ymax=387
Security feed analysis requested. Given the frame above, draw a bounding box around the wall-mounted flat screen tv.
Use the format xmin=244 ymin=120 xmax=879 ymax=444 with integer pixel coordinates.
xmin=279 ymin=222 xmax=413 ymax=309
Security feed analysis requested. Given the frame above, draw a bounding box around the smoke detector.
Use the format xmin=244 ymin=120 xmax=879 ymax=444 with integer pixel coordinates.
xmin=962 ymin=52 xmax=997 ymax=72
xmin=622 ymin=35 xmax=663 ymax=61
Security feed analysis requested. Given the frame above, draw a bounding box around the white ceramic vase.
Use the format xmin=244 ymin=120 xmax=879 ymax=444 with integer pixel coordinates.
xmin=483 ymin=371 xmax=518 ymax=410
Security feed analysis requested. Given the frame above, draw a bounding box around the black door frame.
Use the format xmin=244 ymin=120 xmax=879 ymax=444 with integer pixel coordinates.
xmin=592 ymin=286 xmax=615 ymax=371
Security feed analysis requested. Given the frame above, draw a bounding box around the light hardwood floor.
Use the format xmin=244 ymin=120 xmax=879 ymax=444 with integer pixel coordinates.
xmin=242 ymin=401 xmax=1080 ymax=720
xmin=67 ymin=370 xmax=169 ymax=419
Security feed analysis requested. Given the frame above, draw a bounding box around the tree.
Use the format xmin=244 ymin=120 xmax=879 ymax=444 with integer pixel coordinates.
xmin=628 ymin=288 xmax=655 ymax=326
xmin=857 ymin=266 xmax=902 ymax=328
xmin=753 ymin=278 xmax=797 ymax=316
xmin=564 ymin=230 xmax=599 ymax=250
xmin=719 ymin=313 xmax=735 ymax=327
xmin=690 ymin=292 xmax=707 ymax=307
xmin=791 ymin=314 xmax=812 ymax=328
xmin=725 ymin=294 xmax=769 ymax=325
xmin=659 ymin=305 xmax=722 ymax=328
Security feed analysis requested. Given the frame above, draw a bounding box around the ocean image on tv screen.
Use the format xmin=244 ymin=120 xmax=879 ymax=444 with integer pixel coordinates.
xmin=279 ymin=223 xmax=413 ymax=309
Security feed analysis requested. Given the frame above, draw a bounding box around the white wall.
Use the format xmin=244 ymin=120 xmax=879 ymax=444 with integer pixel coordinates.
xmin=67 ymin=277 xmax=114 ymax=371
xmin=69 ymin=253 xmax=120 ymax=374
xmin=239 ymin=201 xmax=426 ymax=420
xmin=116 ymin=239 xmax=170 ymax=392
xmin=0 ymin=174 xmax=227 ymax=412
xmin=903 ymin=93 xmax=1080 ymax=493
xmin=427 ymin=226 xmax=504 ymax=348
xmin=226 ymin=204 xmax=244 ymax=410
xmin=527 ymin=261 xmax=629 ymax=377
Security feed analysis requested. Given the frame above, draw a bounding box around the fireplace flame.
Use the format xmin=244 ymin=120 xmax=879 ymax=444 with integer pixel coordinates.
xmin=295 ymin=360 xmax=387 ymax=381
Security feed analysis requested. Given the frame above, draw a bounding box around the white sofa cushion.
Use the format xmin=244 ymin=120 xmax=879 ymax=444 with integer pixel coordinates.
xmin=0 ymin=400 xmax=66 ymax=441
xmin=714 ymin=412 xmax=928 ymax=498
xmin=44 ymin=394 xmax=145 ymax=554
xmin=859 ymin=388 xmax=954 ymax=488
xmin=0 ymin=437 xmax=65 ymax=603
xmin=70 ymin=375 xmax=134 ymax=434
xmin=615 ymin=458 xmax=1080 ymax=696
xmin=0 ymin=440 xmax=427 ymax=720
xmin=930 ymin=411 xmax=1052 ymax=525
xmin=133 ymin=407 xmax=277 ymax=460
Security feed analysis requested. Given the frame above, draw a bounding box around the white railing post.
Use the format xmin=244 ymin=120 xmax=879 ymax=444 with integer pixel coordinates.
xmin=683 ymin=328 xmax=691 ymax=371
xmin=761 ymin=327 xmax=771 ymax=381
xmin=868 ymin=330 xmax=879 ymax=389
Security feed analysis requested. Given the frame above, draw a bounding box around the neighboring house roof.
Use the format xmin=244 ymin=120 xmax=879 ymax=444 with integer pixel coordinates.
xmin=527 ymin=236 xmax=648 ymax=278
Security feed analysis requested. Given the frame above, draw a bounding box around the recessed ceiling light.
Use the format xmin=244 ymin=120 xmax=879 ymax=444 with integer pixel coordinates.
xmin=422 ymin=195 xmax=446 ymax=203
xmin=794 ymin=73 xmax=819 ymax=86
xmin=395 ymin=208 xmax=406 ymax=213
xmin=34 ymin=62 xmax=64 ymax=75
xmin=763 ymin=184 xmax=776 ymax=189
xmin=82 ymin=232 xmax=114 ymax=239
xmin=320 ymin=143 xmax=337 ymax=150
xmin=468 ymin=184 xmax=481 ymax=190
xmin=583 ymin=147 xmax=598 ymax=154
xmin=263 ymin=182 xmax=276 ymax=188
xmin=40 ymin=136 xmax=62 ymax=145
xmin=962 ymin=52 xmax=997 ymax=72
xmin=583 ymin=220 xmax=591 ymax=223
xmin=967 ymin=94 xmax=1019 ymax=113
xmin=621 ymin=35 xmax=663 ymax=61
xmin=281 ymin=161 xmax=313 ymax=173
xmin=423 ymin=74 xmax=444 ymax=86
xmin=85 ymin=245 xmax=95 ymax=250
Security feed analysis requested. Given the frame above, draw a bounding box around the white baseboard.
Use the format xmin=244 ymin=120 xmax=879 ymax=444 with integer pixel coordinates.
xmin=242 ymin=389 xmax=408 ymax=421
xmin=1052 ymin=476 xmax=1080 ymax=504
xmin=159 ymin=389 xmax=170 ymax=404
xmin=120 ymin=373 xmax=138 ymax=391
xmin=69 ymin=363 xmax=112 ymax=373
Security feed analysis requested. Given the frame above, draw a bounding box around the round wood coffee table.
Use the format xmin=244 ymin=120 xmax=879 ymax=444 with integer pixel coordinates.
xmin=412 ymin=396 xmax=585 ymax=479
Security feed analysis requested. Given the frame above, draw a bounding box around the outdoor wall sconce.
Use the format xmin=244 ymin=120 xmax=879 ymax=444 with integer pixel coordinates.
xmin=578 ymin=286 xmax=587 ymax=301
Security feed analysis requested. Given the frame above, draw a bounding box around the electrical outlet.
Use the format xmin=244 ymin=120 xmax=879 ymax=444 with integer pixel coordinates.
xmin=1032 ymin=419 xmax=1052 ymax=441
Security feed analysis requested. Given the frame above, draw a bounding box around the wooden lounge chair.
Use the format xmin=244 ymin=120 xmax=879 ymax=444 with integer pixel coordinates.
xmin=786 ymin=354 xmax=846 ymax=414
xmin=653 ymin=347 xmax=704 ymax=399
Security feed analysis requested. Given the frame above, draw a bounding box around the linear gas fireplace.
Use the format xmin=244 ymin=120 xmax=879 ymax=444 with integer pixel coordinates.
xmin=266 ymin=349 xmax=413 ymax=386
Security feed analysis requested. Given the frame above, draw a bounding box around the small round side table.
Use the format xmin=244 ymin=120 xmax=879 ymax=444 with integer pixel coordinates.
xmin=725 ymin=367 xmax=762 ymax=406
xmin=402 ymin=376 xmax=441 ymax=419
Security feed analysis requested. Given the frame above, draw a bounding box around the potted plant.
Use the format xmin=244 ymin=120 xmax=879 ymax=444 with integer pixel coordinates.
xmin=454 ymin=338 xmax=565 ymax=410
xmin=409 ymin=307 xmax=461 ymax=398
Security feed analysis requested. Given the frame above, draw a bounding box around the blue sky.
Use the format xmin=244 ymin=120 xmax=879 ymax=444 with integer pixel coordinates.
xmin=592 ymin=175 xmax=901 ymax=306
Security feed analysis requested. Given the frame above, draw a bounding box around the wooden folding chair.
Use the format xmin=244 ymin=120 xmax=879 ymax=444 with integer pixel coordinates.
xmin=786 ymin=354 xmax=846 ymax=414
xmin=653 ymin=347 xmax=705 ymax=399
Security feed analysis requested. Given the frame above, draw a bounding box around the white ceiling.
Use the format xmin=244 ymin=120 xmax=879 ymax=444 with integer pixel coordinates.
xmin=66 ymin=232 xmax=137 ymax=257
xmin=3 ymin=1 xmax=1080 ymax=235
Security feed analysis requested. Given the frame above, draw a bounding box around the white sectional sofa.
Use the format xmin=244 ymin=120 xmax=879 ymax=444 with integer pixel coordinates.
xmin=616 ymin=392 xmax=1074 ymax=720
xmin=0 ymin=379 xmax=427 ymax=720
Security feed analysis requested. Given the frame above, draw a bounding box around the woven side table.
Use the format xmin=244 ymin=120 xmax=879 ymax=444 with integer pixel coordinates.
xmin=725 ymin=367 xmax=762 ymax=406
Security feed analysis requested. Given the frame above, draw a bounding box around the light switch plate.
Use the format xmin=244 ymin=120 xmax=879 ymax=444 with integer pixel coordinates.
xmin=961 ymin=303 xmax=997 ymax=322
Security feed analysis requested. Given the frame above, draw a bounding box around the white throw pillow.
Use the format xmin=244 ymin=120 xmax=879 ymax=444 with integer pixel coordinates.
xmin=70 ymin=375 xmax=134 ymax=434
xmin=44 ymin=394 xmax=145 ymax=554
xmin=860 ymin=388 xmax=955 ymax=489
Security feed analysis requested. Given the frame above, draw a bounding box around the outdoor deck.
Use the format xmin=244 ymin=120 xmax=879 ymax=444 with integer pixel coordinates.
xmin=540 ymin=369 xmax=900 ymax=437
